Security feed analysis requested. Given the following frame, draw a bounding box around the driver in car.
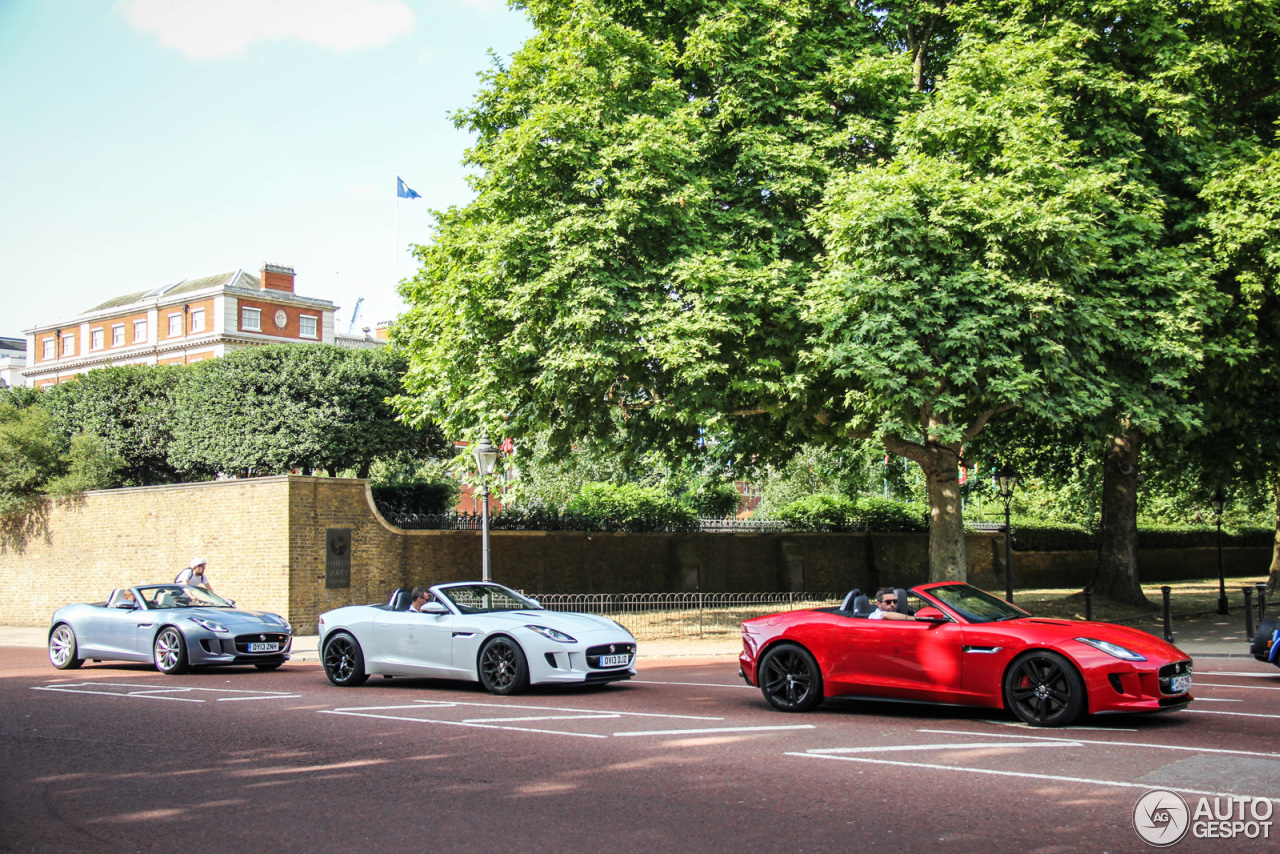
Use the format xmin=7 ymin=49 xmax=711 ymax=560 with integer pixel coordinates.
xmin=409 ymin=588 xmax=433 ymax=613
xmin=868 ymin=588 xmax=913 ymax=621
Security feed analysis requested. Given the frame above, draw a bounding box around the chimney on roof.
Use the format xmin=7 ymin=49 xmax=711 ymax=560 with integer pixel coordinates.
xmin=260 ymin=263 xmax=295 ymax=293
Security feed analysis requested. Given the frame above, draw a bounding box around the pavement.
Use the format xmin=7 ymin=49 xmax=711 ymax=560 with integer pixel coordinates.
xmin=3 ymin=607 xmax=1268 ymax=662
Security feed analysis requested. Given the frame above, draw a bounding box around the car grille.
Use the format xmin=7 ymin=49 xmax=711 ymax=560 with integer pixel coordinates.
xmin=1158 ymin=660 xmax=1192 ymax=695
xmin=585 ymin=642 xmax=636 ymax=669
xmin=233 ymin=633 xmax=290 ymax=654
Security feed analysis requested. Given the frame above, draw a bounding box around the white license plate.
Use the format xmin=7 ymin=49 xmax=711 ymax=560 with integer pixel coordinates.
xmin=598 ymin=653 xmax=629 ymax=668
xmin=248 ymin=642 xmax=279 ymax=653
xmin=1172 ymin=674 xmax=1192 ymax=694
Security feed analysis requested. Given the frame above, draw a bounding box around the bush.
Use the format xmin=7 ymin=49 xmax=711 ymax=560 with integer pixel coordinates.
xmin=1004 ymin=520 xmax=1275 ymax=551
xmin=852 ymin=496 xmax=928 ymax=532
xmin=372 ymin=483 xmax=458 ymax=516
xmin=776 ymin=494 xmax=858 ymax=529
xmin=566 ymin=482 xmax=696 ymax=532
xmin=774 ymin=495 xmax=928 ymax=532
xmin=685 ymin=482 xmax=741 ymax=518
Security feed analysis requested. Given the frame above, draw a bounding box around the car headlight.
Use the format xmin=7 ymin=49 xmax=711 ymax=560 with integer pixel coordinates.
xmin=1075 ymin=637 xmax=1146 ymax=661
xmin=526 ymin=625 xmax=577 ymax=643
xmin=192 ymin=618 xmax=229 ymax=633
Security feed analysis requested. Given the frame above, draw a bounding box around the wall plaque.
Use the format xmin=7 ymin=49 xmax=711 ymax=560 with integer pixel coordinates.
xmin=325 ymin=528 xmax=351 ymax=588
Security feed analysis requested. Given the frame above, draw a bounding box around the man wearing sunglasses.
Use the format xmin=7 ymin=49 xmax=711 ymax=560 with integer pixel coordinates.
xmin=868 ymin=588 xmax=912 ymax=621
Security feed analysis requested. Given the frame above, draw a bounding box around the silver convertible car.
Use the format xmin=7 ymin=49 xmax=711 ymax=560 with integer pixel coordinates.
xmin=318 ymin=582 xmax=637 ymax=694
xmin=48 ymin=584 xmax=293 ymax=674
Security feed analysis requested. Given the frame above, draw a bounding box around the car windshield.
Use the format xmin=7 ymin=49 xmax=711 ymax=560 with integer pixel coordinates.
xmin=438 ymin=584 xmax=540 ymax=614
xmin=137 ymin=585 xmax=231 ymax=609
xmin=924 ymin=583 xmax=1030 ymax=623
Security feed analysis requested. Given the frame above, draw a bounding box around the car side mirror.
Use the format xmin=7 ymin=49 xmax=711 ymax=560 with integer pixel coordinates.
xmin=424 ymin=601 xmax=448 ymax=615
xmin=914 ymin=607 xmax=950 ymax=623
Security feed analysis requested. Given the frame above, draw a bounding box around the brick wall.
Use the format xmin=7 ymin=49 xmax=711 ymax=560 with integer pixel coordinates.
xmin=3 ymin=477 xmax=1268 ymax=635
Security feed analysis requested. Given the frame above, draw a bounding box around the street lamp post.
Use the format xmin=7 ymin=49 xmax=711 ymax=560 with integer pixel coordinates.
xmin=471 ymin=432 xmax=501 ymax=582
xmin=1211 ymin=487 xmax=1228 ymax=616
xmin=996 ymin=463 xmax=1020 ymax=603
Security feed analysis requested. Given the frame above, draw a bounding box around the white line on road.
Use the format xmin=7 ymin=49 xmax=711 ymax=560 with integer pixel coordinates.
xmin=33 ymin=682 xmax=300 ymax=703
xmin=320 ymin=709 xmax=609 ymax=738
xmin=613 ymin=725 xmax=815 ymax=737
xmin=33 ymin=686 xmax=203 ymax=702
xmin=1186 ymin=709 xmax=1280 ymax=719
xmin=917 ymin=728 xmax=1280 ymax=758
xmin=1195 ymin=671 xmax=1278 ymax=678
xmin=401 ymin=699 xmax=722 ymax=720
xmin=1195 ymin=681 xmax=1280 ymax=692
xmin=464 ymin=714 xmax=621 ymax=723
xmin=809 ymin=741 xmax=1081 ymax=754
xmin=1191 ymin=698 xmax=1242 ymax=702
xmin=630 ymin=680 xmax=752 ymax=689
xmin=216 ymin=694 xmax=301 ymax=701
xmin=786 ymin=752 xmax=1280 ymax=803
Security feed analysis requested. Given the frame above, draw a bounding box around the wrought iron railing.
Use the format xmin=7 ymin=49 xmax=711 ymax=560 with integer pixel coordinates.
xmin=377 ymin=507 xmax=794 ymax=534
xmin=526 ymin=591 xmax=843 ymax=639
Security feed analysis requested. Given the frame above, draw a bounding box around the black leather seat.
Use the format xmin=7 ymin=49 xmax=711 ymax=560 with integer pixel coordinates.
xmin=839 ymin=589 xmax=862 ymax=611
xmin=387 ymin=588 xmax=412 ymax=611
xmin=852 ymin=594 xmax=875 ymax=617
xmin=894 ymin=587 xmax=914 ymax=615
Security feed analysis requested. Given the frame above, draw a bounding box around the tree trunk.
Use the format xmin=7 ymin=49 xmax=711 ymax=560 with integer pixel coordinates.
xmin=1091 ymin=427 xmax=1149 ymax=605
xmin=924 ymin=453 xmax=966 ymax=581
xmin=1268 ymin=469 xmax=1279 ymax=596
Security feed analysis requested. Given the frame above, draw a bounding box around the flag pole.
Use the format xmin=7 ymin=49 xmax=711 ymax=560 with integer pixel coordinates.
xmin=395 ymin=179 xmax=400 ymax=288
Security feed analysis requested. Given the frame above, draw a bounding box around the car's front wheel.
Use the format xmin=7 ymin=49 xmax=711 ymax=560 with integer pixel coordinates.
xmin=153 ymin=627 xmax=190 ymax=675
xmin=322 ymin=633 xmax=368 ymax=687
xmin=478 ymin=637 xmax=529 ymax=695
xmin=49 ymin=623 xmax=84 ymax=670
xmin=758 ymin=643 xmax=824 ymax=712
xmin=1003 ymin=650 xmax=1086 ymax=727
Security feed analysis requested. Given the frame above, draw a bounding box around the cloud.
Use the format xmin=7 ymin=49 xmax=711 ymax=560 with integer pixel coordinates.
xmin=118 ymin=0 xmax=416 ymax=59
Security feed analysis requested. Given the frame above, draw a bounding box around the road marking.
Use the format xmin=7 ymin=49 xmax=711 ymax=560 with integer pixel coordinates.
xmin=1192 ymin=697 xmax=1242 ymax=702
xmin=809 ymin=741 xmax=1080 ymax=754
xmin=407 ymin=699 xmax=722 ymax=721
xmin=918 ymin=728 xmax=1280 ymax=759
xmin=319 ymin=709 xmax=609 ymax=738
xmin=788 ymin=752 xmax=1280 ymax=804
xmin=215 ymin=694 xmax=301 ymax=702
xmin=978 ymin=719 xmax=1137 ymax=732
xmin=464 ymin=714 xmax=621 ymax=723
xmin=1196 ymin=681 xmax=1280 ymax=692
xmin=1187 ymin=709 xmax=1280 ymax=719
xmin=1195 ymin=671 xmax=1278 ymax=678
xmin=613 ymin=725 xmax=815 ymax=737
xmin=32 ymin=682 xmax=299 ymax=703
xmin=630 ymin=680 xmax=751 ymax=689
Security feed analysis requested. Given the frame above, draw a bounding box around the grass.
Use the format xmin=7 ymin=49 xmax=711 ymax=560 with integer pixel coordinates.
xmin=1005 ymin=575 xmax=1272 ymax=624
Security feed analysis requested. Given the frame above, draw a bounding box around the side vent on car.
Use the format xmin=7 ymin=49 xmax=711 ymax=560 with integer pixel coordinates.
xmin=545 ymin=653 xmax=559 ymax=669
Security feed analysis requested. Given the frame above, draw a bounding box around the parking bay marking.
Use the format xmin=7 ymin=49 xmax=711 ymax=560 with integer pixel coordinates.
xmin=33 ymin=682 xmax=300 ymax=702
xmin=322 ymin=700 xmax=815 ymax=739
xmin=917 ymin=727 xmax=1280 ymax=760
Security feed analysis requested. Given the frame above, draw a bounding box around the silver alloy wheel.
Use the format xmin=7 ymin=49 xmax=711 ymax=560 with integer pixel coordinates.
xmin=49 ymin=624 xmax=77 ymax=667
xmin=154 ymin=628 xmax=184 ymax=672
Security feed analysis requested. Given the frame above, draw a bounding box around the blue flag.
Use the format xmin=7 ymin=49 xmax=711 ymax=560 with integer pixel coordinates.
xmin=397 ymin=176 xmax=421 ymax=199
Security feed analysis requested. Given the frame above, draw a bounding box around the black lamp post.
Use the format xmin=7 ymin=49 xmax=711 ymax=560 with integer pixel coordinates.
xmin=1211 ymin=487 xmax=1228 ymax=615
xmin=472 ymin=432 xmax=501 ymax=582
xmin=996 ymin=463 xmax=1020 ymax=603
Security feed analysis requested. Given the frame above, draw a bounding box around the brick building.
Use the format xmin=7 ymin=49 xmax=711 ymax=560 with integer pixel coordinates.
xmin=0 ymin=337 xmax=25 ymax=389
xmin=19 ymin=263 xmax=382 ymax=388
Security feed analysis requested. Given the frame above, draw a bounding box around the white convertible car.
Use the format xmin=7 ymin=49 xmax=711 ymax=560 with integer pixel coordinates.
xmin=317 ymin=582 xmax=637 ymax=694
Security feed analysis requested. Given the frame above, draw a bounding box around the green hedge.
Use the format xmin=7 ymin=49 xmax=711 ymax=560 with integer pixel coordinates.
xmin=567 ymin=483 xmax=697 ymax=531
xmin=1000 ymin=520 xmax=1275 ymax=552
xmin=372 ymin=483 xmax=457 ymax=515
xmin=776 ymin=494 xmax=928 ymax=532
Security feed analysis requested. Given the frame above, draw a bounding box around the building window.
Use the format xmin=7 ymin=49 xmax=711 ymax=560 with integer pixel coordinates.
xmin=242 ymin=307 xmax=261 ymax=332
xmin=91 ymin=328 xmax=104 ymax=350
xmin=61 ymin=334 xmax=74 ymax=357
xmin=299 ymin=315 xmax=318 ymax=339
xmin=43 ymin=338 xmax=55 ymax=359
xmin=112 ymin=324 xmax=125 ymax=346
xmin=190 ymin=308 xmax=205 ymax=333
xmin=168 ymin=313 xmax=183 ymax=337
xmin=134 ymin=319 xmax=147 ymax=343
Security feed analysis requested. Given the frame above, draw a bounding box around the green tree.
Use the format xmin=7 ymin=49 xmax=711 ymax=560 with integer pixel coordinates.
xmin=41 ymin=364 xmax=182 ymax=486
xmin=169 ymin=345 xmax=444 ymax=478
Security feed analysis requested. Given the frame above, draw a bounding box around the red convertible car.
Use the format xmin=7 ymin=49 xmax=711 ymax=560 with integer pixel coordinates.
xmin=739 ymin=582 xmax=1193 ymax=727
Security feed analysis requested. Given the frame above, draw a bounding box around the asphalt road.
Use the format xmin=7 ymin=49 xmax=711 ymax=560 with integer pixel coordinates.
xmin=2 ymin=646 xmax=1277 ymax=854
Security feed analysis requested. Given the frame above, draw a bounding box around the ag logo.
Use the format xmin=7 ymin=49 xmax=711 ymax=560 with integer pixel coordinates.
xmin=1134 ymin=790 xmax=1190 ymax=846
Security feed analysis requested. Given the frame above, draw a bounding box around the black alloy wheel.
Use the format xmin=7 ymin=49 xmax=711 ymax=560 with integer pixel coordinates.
xmin=322 ymin=633 xmax=369 ymax=687
xmin=1003 ymin=650 xmax=1086 ymax=727
xmin=48 ymin=623 xmax=84 ymax=670
xmin=478 ymin=637 xmax=529 ymax=695
xmin=758 ymin=644 xmax=824 ymax=712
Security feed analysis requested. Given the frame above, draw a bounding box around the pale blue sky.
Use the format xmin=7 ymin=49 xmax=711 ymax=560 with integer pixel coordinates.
xmin=0 ymin=0 xmax=534 ymax=336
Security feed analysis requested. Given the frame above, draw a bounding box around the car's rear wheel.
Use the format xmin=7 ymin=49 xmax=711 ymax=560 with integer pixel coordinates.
xmin=49 ymin=623 xmax=83 ymax=670
xmin=1004 ymin=650 xmax=1086 ymax=727
xmin=322 ymin=633 xmax=368 ymax=687
xmin=254 ymin=662 xmax=284 ymax=671
xmin=478 ymin=637 xmax=529 ymax=695
xmin=153 ymin=627 xmax=190 ymax=675
xmin=758 ymin=643 xmax=824 ymax=712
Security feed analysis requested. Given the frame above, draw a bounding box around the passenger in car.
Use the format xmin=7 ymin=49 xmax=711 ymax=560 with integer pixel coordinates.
xmin=867 ymin=588 xmax=913 ymax=621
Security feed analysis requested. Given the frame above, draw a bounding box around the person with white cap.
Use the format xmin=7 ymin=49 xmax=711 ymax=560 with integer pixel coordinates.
xmin=174 ymin=557 xmax=214 ymax=592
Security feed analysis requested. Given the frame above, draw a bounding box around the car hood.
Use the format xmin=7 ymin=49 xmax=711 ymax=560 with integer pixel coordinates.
xmin=469 ymin=609 xmax=630 ymax=637
xmin=172 ymin=608 xmax=290 ymax=631
xmin=994 ymin=617 xmax=1187 ymax=660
